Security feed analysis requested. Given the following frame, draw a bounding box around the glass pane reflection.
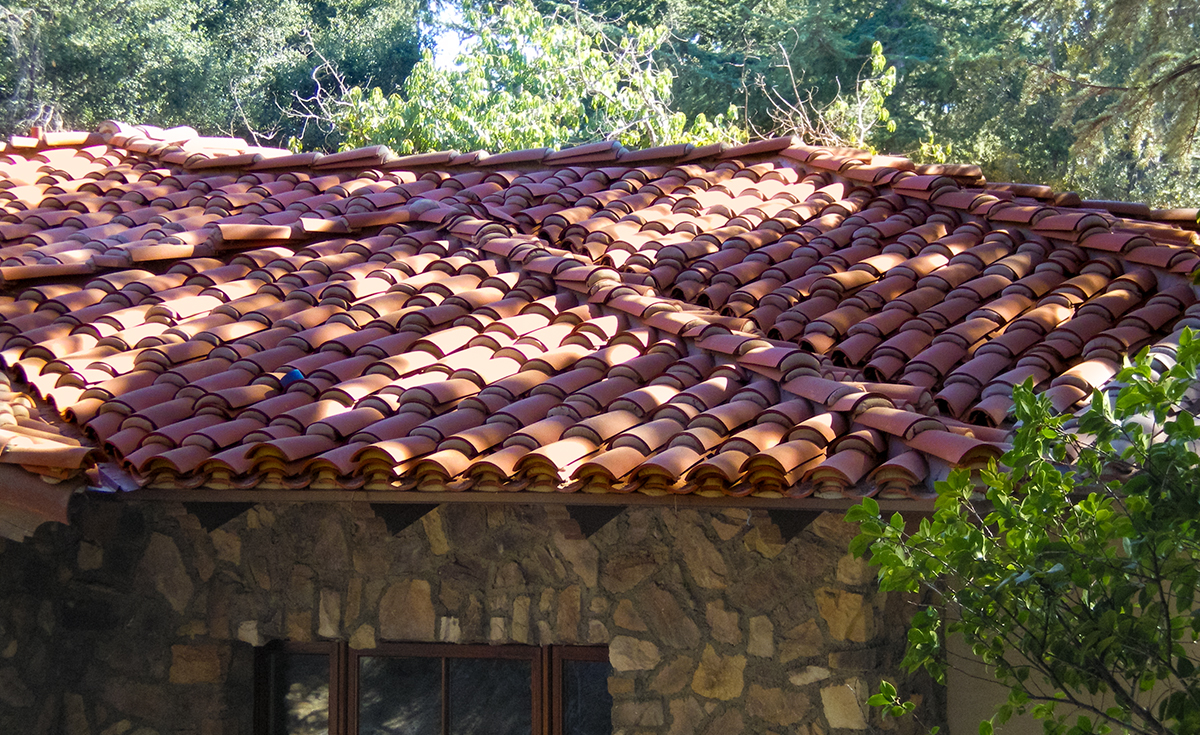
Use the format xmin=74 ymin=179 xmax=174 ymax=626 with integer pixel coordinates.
xmin=359 ymin=656 xmax=442 ymax=734
xmin=448 ymin=657 xmax=532 ymax=735
xmin=562 ymin=660 xmax=613 ymax=735
xmin=266 ymin=653 xmax=330 ymax=735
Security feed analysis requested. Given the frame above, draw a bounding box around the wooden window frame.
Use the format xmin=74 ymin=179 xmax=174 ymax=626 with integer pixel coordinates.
xmin=256 ymin=642 xmax=609 ymax=735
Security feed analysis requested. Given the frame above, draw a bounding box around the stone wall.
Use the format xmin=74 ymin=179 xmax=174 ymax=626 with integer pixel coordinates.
xmin=0 ymin=498 xmax=941 ymax=734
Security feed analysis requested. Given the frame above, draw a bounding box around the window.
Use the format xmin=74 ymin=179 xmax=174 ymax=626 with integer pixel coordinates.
xmin=256 ymin=642 xmax=613 ymax=735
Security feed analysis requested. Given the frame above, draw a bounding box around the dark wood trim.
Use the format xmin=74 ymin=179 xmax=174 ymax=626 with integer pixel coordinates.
xmin=129 ymin=487 xmax=937 ymax=514
xmin=549 ymin=646 xmax=610 ymax=735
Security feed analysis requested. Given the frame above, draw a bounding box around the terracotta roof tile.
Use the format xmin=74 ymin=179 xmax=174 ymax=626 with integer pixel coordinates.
xmin=0 ymin=124 xmax=1195 ymax=504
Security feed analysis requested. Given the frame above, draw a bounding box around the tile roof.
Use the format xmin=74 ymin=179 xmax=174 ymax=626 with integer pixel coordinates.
xmin=0 ymin=122 xmax=1198 ymax=504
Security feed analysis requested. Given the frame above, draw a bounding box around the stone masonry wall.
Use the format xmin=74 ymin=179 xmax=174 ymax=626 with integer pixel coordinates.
xmin=0 ymin=498 xmax=942 ymax=734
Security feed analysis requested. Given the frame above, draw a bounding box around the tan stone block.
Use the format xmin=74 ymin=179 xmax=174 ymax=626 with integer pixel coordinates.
xmin=816 ymin=589 xmax=873 ymax=642
xmin=747 ymin=684 xmax=811 ymax=726
xmin=690 ymin=645 xmax=744 ymax=701
xmin=100 ymin=721 xmax=132 ymax=735
xmin=169 ymin=645 xmax=221 ymax=684
xmin=286 ymin=611 xmax=311 ymax=642
xmin=601 ymin=550 xmax=659 ymax=593
xmin=379 ymin=580 xmax=436 ymax=641
xmin=747 ymin=616 xmax=774 ymax=657
xmin=610 ymin=636 xmax=660 ymax=671
xmin=210 ymin=529 xmax=240 ymax=566
xmin=711 ymin=518 xmax=744 ymax=541
xmin=615 ymin=599 xmax=648 ymax=631
xmin=650 ymin=655 xmax=694 ymax=695
xmin=345 ymin=577 xmax=363 ymax=626
xmin=668 ymin=696 xmax=705 ymax=735
xmin=489 ymin=617 xmax=507 ymax=642
xmin=177 ymin=620 xmax=207 ymax=638
xmin=608 ymin=676 xmax=635 ymax=695
xmin=439 ymin=617 xmax=462 ymax=643
xmin=588 ymin=620 xmax=608 ymax=644
xmin=78 ymin=542 xmax=103 ymax=571
xmin=820 ymin=679 xmax=869 ymax=729
xmin=512 ymin=596 xmax=530 ymax=644
xmin=63 ymin=692 xmax=88 ymax=735
xmin=421 ymin=509 xmax=450 ymax=555
xmin=138 ymin=533 xmax=193 ymax=614
xmin=780 ymin=619 xmax=824 ymax=662
xmin=554 ymin=534 xmax=599 ymax=586
xmin=678 ymin=525 xmax=727 ymax=589
xmin=237 ymin=621 xmax=262 ymax=646
xmin=350 ymin=624 xmax=376 ymax=650
xmin=837 ymin=554 xmax=873 ymax=586
xmin=557 ymin=585 xmax=581 ymax=643
xmin=318 ymin=589 xmax=341 ymax=638
xmin=743 ymin=524 xmax=786 ymax=558
xmin=702 ymin=709 xmax=743 ymax=735
xmin=613 ymin=701 xmax=663 ymax=727
xmin=788 ymin=666 xmax=831 ymax=686
xmin=705 ymin=601 xmax=740 ymax=645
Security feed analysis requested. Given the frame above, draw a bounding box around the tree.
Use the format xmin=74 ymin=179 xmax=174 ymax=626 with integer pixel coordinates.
xmin=329 ymin=0 xmax=744 ymax=154
xmin=0 ymin=0 xmax=430 ymax=145
xmin=848 ymin=328 xmax=1200 ymax=735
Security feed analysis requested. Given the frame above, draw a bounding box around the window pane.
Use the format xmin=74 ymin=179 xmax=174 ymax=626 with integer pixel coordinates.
xmin=448 ymin=657 xmax=533 ymax=735
xmin=562 ymin=660 xmax=613 ymax=735
xmin=265 ymin=652 xmax=330 ymax=735
xmin=358 ymin=656 xmax=442 ymax=735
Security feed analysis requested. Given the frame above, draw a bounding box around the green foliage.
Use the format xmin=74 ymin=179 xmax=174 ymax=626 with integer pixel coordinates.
xmin=0 ymin=0 xmax=429 ymax=145
xmin=848 ymin=329 xmax=1200 ymax=734
xmin=332 ymin=0 xmax=744 ymax=154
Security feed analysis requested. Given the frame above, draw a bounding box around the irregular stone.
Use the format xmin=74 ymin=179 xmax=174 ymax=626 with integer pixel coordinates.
xmin=668 ymin=696 xmax=705 ymax=735
xmin=609 ymin=636 xmax=660 ymax=671
xmin=210 ymin=529 xmax=240 ymax=566
xmin=286 ymin=611 xmax=311 ymax=642
xmin=64 ymin=692 xmax=88 ymax=735
xmin=512 ymin=596 xmax=530 ymax=643
xmin=169 ymin=645 xmax=221 ymax=684
xmin=379 ymin=580 xmax=436 ymax=641
xmin=677 ymin=524 xmax=727 ymax=589
xmin=808 ymin=512 xmax=857 ymax=545
xmin=249 ymin=556 xmax=271 ymax=591
xmin=613 ymin=700 xmax=664 ymax=727
xmin=747 ymin=616 xmax=774 ymax=657
xmin=553 ymin=534 xmax=599 ymax=586
xmin=650 ymin=655 xmax=694 ymax=695
xmin=421 ymin=509 xmax=450 ymax=556
xmin=489 ymin=617 xmax=506 ymax=642
xmin=702 ymin=710 xmax=744 ymax=735
xmin=237 ymin=621 xmax=262 ymax=646
xmin=690 ymin=645 xmax=745 ymax=701
xmin=439 ymin=617 xmax=461 ymax=643
xmin=732 ymin=563 xmax=799 ymax=612
xmin=557 ymin=585 xmax=581 ymax=643
xmin=821 ymin=679 xmax=869 ymax=729
xmin=789 ymin=666 xmax=831 ymax=686
xmin=743 ymin=524 xmax=786 ymax=558
xmin=614 ymin=599 xmax=648 ymax=631
xmin=780 ymin=619 xmax=823 ymax=663
xmin=495 ymin=561 xmax=525 ymax=589
xmin=635 ymin=584 xmax=699 ymax=648
xmin=100 ymin=721 xmax=132 ymax=735
xmin=706 ymin=601 xmax=740 ymax=645
xmin=587 ymin=620 xmax=607 ymax=644
xmin=345 ymin=577 xmax=363 ymax=625
xmin=748 ymin=684 xmax=810 ymax=726
xmin=314 ymin=515 xmax=349 ymax=571
xmin=828 ymin=648 xmax=879 ymax=670
xmin=318 ymin=589 xmax=341 ymax=638
xmin=0 ymin=666 xmax=33 ymax=707
xmin=711 ymin=518 xmax=744 ymax=541
xmin=601 ymin=550 xmax=659 ymax=593
xmin=78 ymin=542 xmax=103 ymax=571
xmin=350 ymin=624 xmax=376 ymax=649
xmin=138 ymin=533 xmax=193 ymax=614
xmin=837 ymin=554 xmax=873 ymax=586
xmin=608 ymin=676 xmax=634 ymax=695
xmin=816 ymin=589 xmax=873 ymax=642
